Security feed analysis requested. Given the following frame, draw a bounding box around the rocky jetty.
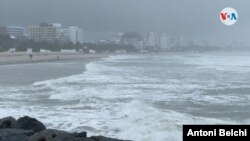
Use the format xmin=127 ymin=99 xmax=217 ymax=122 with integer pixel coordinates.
xmin=0 ymin=116 xmax=130 ymax=141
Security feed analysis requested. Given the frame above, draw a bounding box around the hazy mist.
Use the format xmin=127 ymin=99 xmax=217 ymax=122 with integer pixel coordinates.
xmin=0 ymin=0 xmax=249 ymax=44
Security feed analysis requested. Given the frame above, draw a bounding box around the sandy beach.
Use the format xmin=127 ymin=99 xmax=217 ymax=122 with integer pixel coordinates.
xmin=0 ymin=52 xmax=110 ymax=65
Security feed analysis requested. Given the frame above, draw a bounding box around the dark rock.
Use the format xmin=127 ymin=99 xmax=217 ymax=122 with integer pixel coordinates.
xmin=0 ymin=129 xmax=34 ymax=136
xmin=29 ymin=129 xmax=75 ymax=141
xmin=0 ymin=117 xmax=16 ymax=129
xmin=0 ymin=134 xmax=30 ymax=141
xmin=73 ymin=138 xmax=95 ymax=141
xmin=0 ymin=129 xmax=30 ymax=141
xmin=12 ymin=116 xmax=46 ymax=133
xmin=73 ymin=131 xmax=87 ymax=138
xmin=90 ymin=136 xmax=131 ymax=141
xmin=0 ymin=116 xmax=130 ymax=141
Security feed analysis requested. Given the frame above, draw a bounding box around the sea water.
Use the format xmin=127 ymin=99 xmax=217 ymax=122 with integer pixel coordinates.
xmin=1 ymin=52 xmax=250 ymax=141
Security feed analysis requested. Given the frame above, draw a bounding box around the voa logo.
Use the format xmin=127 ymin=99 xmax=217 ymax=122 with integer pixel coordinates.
xmin=220 ymin=7 xmax=238 ymax=26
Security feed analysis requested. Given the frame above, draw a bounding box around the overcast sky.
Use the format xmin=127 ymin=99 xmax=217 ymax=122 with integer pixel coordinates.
xmin=0 ymin=0 xmax=249 ymax=44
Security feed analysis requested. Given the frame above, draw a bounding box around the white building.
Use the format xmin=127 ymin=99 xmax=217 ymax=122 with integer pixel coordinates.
xmin=7 ymin=26 xmax=25 ymax=39
xmin=63 ymin=26 xmax=83 ymax=44
xmin=28 ymin=23 xmax=83 ymax=44
xmin=159 ymin=33 xmax=171 ymax=50
xmin=148 ymin=33 xmax=156 ymax=47
xmin=89 ymin=49 xmax=96 ymax=54
xmin=61 ymin=49 xmax=77 ymax=53
xmin=40 ymin=49 xmax=51 ymax=53
xmin=28 ymin=23 xmax=59 ymax=42
xmin=50 ymin=23 xmax=62 ymax=28
xmin=8 ymin=48 xmax=16 ymax=53
xmin=144 ymin=32 xmax=159 ymax=50
xmin=27 ymin=48 xmax=33 ymax=53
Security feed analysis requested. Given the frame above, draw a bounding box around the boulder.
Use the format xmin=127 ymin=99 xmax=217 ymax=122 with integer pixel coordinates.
xmin=0 ymin=129 xmax=34 ymax=136
xmin=90 ymin=136 xmax=131 ymax=141
xmin=29 ymin=129 xmax=75 ymax=141
xmin=73 ymin=131 xmax=87 ymax=138
xmin=12 ymin=116 xmax=46 ymax=133
xmin=0 ymin=129 xmax=30 ymax=141
xmin=0 ymin=117 xmax=16 ymax=129
xmin=73 ymin=138 xmax=95 ymax=141
xmin=0 ymin=116 xmax=130 ymax=141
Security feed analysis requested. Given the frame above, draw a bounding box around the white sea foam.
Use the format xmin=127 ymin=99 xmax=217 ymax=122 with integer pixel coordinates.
xmin=108 ymin=100 xmax=236 ymax=141
xmin=1 ymin=53 xmax=250 ymax=141
xmin=182 ymin=53 xmax=250 ymax=73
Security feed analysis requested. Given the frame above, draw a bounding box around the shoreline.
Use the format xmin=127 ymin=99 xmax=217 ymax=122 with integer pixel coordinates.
xmin=0 ymin=52 xmax=110 ymax=65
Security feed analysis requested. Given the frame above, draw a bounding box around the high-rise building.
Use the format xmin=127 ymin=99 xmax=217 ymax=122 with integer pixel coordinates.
xmin=160 ymin=33 xmax=171 ymax=50
xmin=121 ymin=32 xmax=144 ymax=50
xmin=7 ymin=26 xmax=25 ymax=39
xmin=61 ymin=26 xmax=83 ymax=44
xmin=66 ymin=26 xmax=83 ymax=44
xmin=28 ymin=23 xmax=59 ymax=42
xmin=148 ymin=33 xmax=156 ymax=47
xmin=144 ymin=32 xmax=159 ymax=50
xmin=28 ymin=23 xmax=83 ymax=44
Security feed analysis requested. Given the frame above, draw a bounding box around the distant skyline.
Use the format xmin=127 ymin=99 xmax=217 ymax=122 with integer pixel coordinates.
xmin=0 ymin=0 xmax=250 ymax=45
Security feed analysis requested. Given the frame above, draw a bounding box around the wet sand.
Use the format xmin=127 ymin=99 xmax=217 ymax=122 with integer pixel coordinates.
xmin=0 ymin=52 xmax=110 ymax=65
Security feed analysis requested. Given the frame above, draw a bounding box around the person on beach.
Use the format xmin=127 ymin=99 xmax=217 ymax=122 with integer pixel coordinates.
xmin=29 ymin=54 xmax=33 ymax=62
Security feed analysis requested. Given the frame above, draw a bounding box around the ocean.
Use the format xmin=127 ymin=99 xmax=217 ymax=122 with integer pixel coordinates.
xmin=1 ymin=52 xmax=250 ymax=141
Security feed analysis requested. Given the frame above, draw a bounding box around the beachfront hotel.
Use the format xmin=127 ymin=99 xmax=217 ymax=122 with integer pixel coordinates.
xmin=62 ymin=26 xmax=83 ymax=44
xmin=28 ymin=23 xmax=83 ymax=44
xmin=6 ymin=26 xmax=25 ymax=40
xmin=28 ymin=23 xmax=59 ymax=42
